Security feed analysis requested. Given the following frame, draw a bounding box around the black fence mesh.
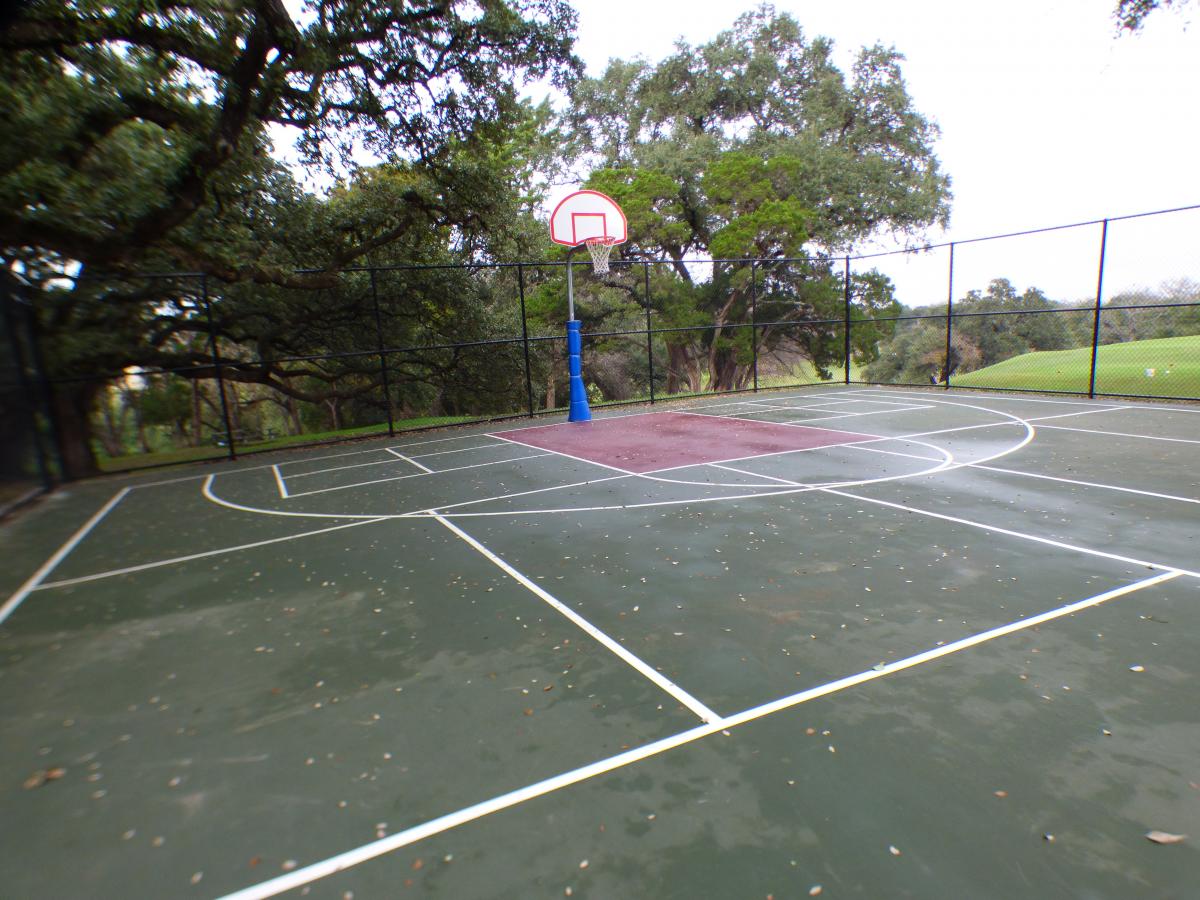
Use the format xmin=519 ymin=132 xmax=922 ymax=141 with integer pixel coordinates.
xmin=11 ymin=205 xmax=1199 ymax=481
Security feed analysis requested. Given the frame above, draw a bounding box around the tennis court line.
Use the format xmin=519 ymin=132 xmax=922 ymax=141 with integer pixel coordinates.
xmin=1 ymin=488 xmax=130 ymax=626
xmin=271 ymin=465 xmax=289 ymax=499
xmin=847 ymin=445 xmax=1200 ymax=506
xmin=31 ymin=518 xmax=391 ymax=591
xmin=822 ymin=487 xmax=1200 ymax=579
xmin=385 ymin=448 xmax=433 ymax=472
xmin=847 ymin=387 xmax=1200 ymax=415
xmin=971 ymin=463 xmax=1200 ymax=505
xmin=286 ymin=453 xmax=553 ymax=498
xmin=708 ymin=404 xmax=933 ymax=424
xmin=1036 ymin=424 xmax=1200 ymax=445
xmin=714 ymin=448 xmax=1200 ymax=579
xmin=215 ymin=569 xmax=1182 ymax=900
xmin=431 ymin=513 xmax=720 ymax=724
xmin=281 ymin=441 xmax=515 ymax=482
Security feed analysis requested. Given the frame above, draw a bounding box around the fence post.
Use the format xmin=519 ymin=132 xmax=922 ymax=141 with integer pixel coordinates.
xmin=644 ymin=262 xmax=655 ymax=404
xmin=750 ymin=260 xmax=759 ymax=393
xmin=368 ymin=267 xmax=395 ymax=435
xmin=843 ymin=256 xmax=852 ymax=385
xmin=202 ymin=274 xmax=236 ymax=459
xmin=517 ymin=264 xmax=535 ymax=417
xmin=943 ymin=243 xmax=955 ymax=389
xmin=1088 ymin=219 xmax=1109 ymax=399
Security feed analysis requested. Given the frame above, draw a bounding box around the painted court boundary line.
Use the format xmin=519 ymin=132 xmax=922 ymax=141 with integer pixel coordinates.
xmin=385 ymin=448 xmax=434 ymax=472
xmin=270 ymin=465 xmax=289 ymax=499
xmin=216 ymin=569 xmax=1182 ymax=900
xmin=32 ymin=517 xmax=390 ymax=591
xmin=431 ymin=513 xmax=720 ymax=724
xmin=286 ymin=453 xmax=552 ymax=499
xmin=1036 ymin=423 xmax=1200 ymax=445
xmin=1 ymin=488 xmax=130 ymax=625
xmin=822 ymin=487 xmax=1200 ymax=580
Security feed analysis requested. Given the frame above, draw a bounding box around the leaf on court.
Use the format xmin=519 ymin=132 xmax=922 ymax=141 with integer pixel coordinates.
xmin=523 ymin=708 xmax=534 ymax=716
xmin=23 ymin=767 xmax=66 ymax=789
xmin=1145 ymin=831 xmax=1186 ymax=844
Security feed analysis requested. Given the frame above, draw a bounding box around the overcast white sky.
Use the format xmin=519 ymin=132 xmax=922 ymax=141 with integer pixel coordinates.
xmin=556 ymin=0 xmax=1200 ymax=304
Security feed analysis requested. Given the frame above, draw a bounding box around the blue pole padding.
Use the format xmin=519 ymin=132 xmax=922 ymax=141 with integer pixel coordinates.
xmin=566 ymin=320 xmax=592 ymax=422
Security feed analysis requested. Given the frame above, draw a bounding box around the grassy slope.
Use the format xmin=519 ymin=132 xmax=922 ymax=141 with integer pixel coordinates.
xmin=950 ymin=334 xmax=1200 ymax=396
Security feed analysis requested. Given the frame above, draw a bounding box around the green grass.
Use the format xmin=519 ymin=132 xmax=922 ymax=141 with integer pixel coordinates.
xmin=96 ymin=415 xmax=476 ymax=474
xmin=950 ymin=334 xmax=1200 ymax=396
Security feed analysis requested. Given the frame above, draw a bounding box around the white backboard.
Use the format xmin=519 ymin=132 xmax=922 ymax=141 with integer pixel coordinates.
xmin=549 ymin=190 xmax=628 ymax=247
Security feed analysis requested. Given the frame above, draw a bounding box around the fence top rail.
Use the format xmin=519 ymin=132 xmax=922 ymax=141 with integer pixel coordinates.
xmin=62 ymin=201 xmax=1200 ymax=284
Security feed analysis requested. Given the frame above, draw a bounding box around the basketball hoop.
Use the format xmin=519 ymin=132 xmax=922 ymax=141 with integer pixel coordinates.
xmin=584 ymin=237 xmax=617 ymax=275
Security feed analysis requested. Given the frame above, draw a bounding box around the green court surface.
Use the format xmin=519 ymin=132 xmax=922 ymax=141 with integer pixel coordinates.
xmin=2 ymin=386 xmax=1198 ymax=899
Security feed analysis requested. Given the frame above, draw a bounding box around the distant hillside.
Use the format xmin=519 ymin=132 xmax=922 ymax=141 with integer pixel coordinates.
xmin=950 ymin=334 xmax=1200 ymax=396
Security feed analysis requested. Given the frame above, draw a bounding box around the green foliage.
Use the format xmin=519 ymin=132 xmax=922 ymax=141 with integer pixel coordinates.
xmin=1116 ymin=0 xmax=1194 ymax=31
xmin=3 ymin=0 xmax=579 ymax=475
xmin=566 ymin=5 xmax=949 ymax=393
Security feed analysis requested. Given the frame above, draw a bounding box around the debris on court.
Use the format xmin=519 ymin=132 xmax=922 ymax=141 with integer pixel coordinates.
xmin=22 ymin=766 xmax=66 ymax=789
xmin=1145 ymin=831 xmax=1186 ymax=844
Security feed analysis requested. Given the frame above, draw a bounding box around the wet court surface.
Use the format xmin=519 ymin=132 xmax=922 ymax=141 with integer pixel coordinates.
xmin=2 ymin=387 xmax=1198 ymax=898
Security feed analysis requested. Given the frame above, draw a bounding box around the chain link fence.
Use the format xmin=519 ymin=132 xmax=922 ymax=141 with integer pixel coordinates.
xmin=11 ymin=205 xmax=1199 ymax=482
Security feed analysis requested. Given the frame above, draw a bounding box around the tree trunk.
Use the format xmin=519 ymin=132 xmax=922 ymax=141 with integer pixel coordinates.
xmin=50 ymin=381 xmax=102 ymax=478
xmin=665 ymin=342 xmax=701 ymax=394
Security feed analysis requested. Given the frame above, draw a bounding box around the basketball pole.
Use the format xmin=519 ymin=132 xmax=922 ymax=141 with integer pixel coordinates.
xmin=566 ymin=252 xmax=592 ymax=422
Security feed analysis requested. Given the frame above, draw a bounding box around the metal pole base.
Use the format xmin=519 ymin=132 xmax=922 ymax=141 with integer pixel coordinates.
xmin=566 ymin=320 xmax=592 ymax=422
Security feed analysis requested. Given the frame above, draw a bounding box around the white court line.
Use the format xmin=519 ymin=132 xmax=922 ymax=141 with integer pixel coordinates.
xmin=386 ymin=448 xmax=433 ymax=472
xmin=406 ymin=442 xmax=513 ymax=460
xmin=971 ymin=464 xmax=1200 ymax=506
xmin=430 ymin=473 xmax=633 ymax=513
xmin=1037 ymin=424 xmax=1200 ymax=445
xmin=1 ymin=488 xmax=130 ymax=626
xmin=33 ymin=518 xmax=390 ymax=590
xmin=822 ymin=487 xmax=1200 ymax=579
xmin=1022 ymin=407 xmax=1130 ymax=423
xmin=287 ymin=453 xmax=552 ymax=498
xmin=675 ymin=408 xmax=879 ymax=440
xmin=432 ymin=514 xmax=720 ymax=724
xmin=203 ymin=475 xmax=389 ymax=520
xmin=710 ymin=463 xmax=799 ymax=486
xmin=203 ymin=395 xmax=1031 ymax=521
xmin=708 ymin=404 xmax=932 ymax=424
xmin=488 ymin=433 xmax=641 ymax=477
xmin=271 ymin=464 xmax=289 ymax=499
xmin=849 ymin=387 xmax=1200 ymax=414
xmin=283 ymin=441 xmax=512 ymax=482
xmin=216 ymin=569 xmax=1182 ymax=900
xmin=852 ymin=445 xmax=944 ymax=463
xmin=849 ymin=446 xmax=1200 ymax=507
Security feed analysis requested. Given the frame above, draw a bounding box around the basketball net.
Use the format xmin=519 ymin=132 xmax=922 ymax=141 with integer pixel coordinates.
xmin=585 ymin=238 xmax=615 ymax=275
